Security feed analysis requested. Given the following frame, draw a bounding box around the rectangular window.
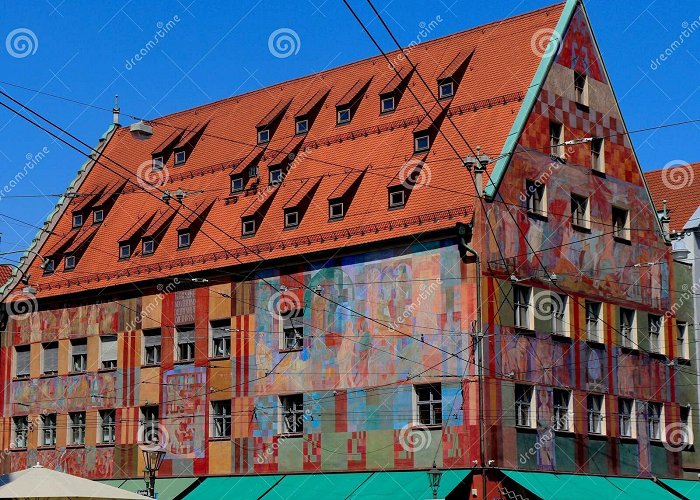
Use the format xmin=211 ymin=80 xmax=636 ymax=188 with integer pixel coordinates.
xmin=212 ymin=400 xmax=232 ymax=438
xmin=587 ymin=394 xmax=604 ymax=435
xmin=270 ymin=169 xmax=283 ymax=185
xmin=100 ymin=335 xmax=117 ymax=370
xmin=242 ymin=218 xmax=256 ymax=236
xmin=65 ymin=254 xmax=76 ymax=270
xmin=152 ymin=156 xmax=164 ymax=170
xmin=574 ymin=71 xmax=588 ymax=105
xmin=15 ymin=345 xmax=30 ymax=379
xmin=381 ymin=96 xmax=395 ymax=113
xmin=439 ymin=80 xmax=454 ymax=99
xmin=69 ymin=411 xmax=86 ymax=445
xmin=211 ymin=320 xmax=231 ymax=358
xmin=414 ymin=134 xmax=430 ymax=152
xmin=284 ymin=211 xmax=299 ymax=228
xmin=678 ymin=321 xmax=689 ymax=359
xmin=178 ymin=232 xmax=191 ymax=248
xmin=329 ymin=201 xmax=344 ymax=219
xmin=549 ymin=121 xmax=563 ymax=157
xmin=142 ymin=238 xmax=154 ymax=255
xmin=119 ymin=243 xmax=131 ymax=259
xmin=282 ymin=309 xmax=304 ymax=351
xmin=140 ymin=406 xmax=159 ymax=445
xmin=41 ymin=413 xmax=57 ymax=447
xmin=248 ymin=164 xmax=259 ymax=177
xmin=143 ymin=329 xmax=161 ymax=366
xmin=553 ymin=389 xmax=572 ymax=432
xmin=515 ymin=385 xmax=534 ymax=428
xmin=389 ymin=188 xmax=405 ymax=208
xmin=174 ymin=150 xmax=186 ymax=165
xmin=295 ymin=118 xmax=309 ymax=135
xmin=551 ymin=294 xmax=569 ymax=337
xmin=612 ymin=207 xmax=630 ymax=241
xmin=571 ymin=194 xmax=589 ymax=229
xmin=337 ymin=108 xmax=351 ymax=124
xmin=280 ymin=394 xmax=304 ymax=434
xmin=681 ymin=406 xmax=693 ymax=447
xmin=416 ymin=384 xmax=442 ymax=426
xmin=619 ymin=398 xmax=634 ymax=438
xmin=231 ymin=176 xmax=244 ymax=193
xmin=619 ymin=308 xmax=637 ymax=349
xmin=257 ymin=129 xmax=270 ymax=144
xmin=591 ymin=138 xmax=604 ymax=172
xmin=99 ymin=409 xmax=116 ymax=444
xmin=525 ymin=180 xmax=546 ymax=216
xmin=13 ymin=416 xmax=28 ymax=448
xmin=585 ymin=301 xmax=602 ymax=342
xmin=513 ymin=285 xmax=532 ymax=331
xmin=73 ymin=213 xmax=83 ymax=228
xmin=93 ymin=209 xmax=104 ymax=224
xmin=71 ymin=338 xmax=87 ymax=373
xmin=42 ymin=342 xmax=58 ymax=375
xmin=649 ymin=314 xmax=663 ymax=354
xmin=177 ymin=325 xmax=195 ymax=362
xmin=648 ymin=402 xmax=662 ymax=440
xmin=43 ymin=258 xmax=55 ymax=274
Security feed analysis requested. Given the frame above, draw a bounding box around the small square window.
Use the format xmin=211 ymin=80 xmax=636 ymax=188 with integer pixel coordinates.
xmin=550 ymin=121 xmax=563 ymax=157
xmin=270 ymin=169 xmax=283 ymax=185
xmin=93 ymin=209 xmax=104 ymax=224
xmin=178 ymin=232 xmax=191 ymax=248
xmin=329 ymin=202 xmax=344 ymax=219
xmin=249 ymin=164 xmax=259 ymax=177
xmin=258 ymin=129 xmax=270 ymax=144
xmin=414 ymin=134 xmax=430 ymax=152
xmin=174 ymin=150 xmax=186 ymax=165
xmin=242 ymin=219 xmax=256 ymax=236
xmin=439 ymin=81 xmax=454 ymax=99
xmin=65 ymin=255 xmax=76 ymax=270
xmin=43 ymin=258 xmax=55 ymax=274
xmin=119 ymin=244 xmax=131 ymax=259
xmin=612 ymin=207 xmax=630 ymax=241
xmin=571 ymin=194 xmax=589 ymax=229
xmin=231 ymin=176 xmax=244 ymax=193
xmin=72 ymin=213 xmax=83 ymax=228
xmin=389 ymin=189 xmax=405 ymax=208
xmin=142 ymin=238 xmax=154 ymax=255
xmin=152 ymin=156 xmax=164 ymax=170
xmin=295 ymin=119 xmax=309 ymax=135
xmin=285 ymin=211 xmax=299 ymax=228
xmin=337 ymin=108 xmax=351 ymax=124
xmin=381 ymin=96 xmax=395 ymax=113
xmin=591 ymin=138 xmax=604 ymax=172
xmin=416 ymin=384 xmax=442 ymax=426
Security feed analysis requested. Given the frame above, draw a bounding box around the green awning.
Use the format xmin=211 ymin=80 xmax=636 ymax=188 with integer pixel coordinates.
xmin=186 ymin=475 xmax=283 ymax=499
xmin=606 ymin=477 xmax=679 ymax=499
xmin=99 ymin=477 xmax=198 ymax=500
xmin=660 ymin=478 xmax=700 ymax=499
xmin=347 ymin=469 xmax=470 ymax=499
xmin=263 ymin=472 xmax=372 ymax=499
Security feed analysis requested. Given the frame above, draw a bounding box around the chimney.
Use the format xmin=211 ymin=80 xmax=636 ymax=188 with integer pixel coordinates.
xmin=112 ymin=95 xmax=120 ymax=126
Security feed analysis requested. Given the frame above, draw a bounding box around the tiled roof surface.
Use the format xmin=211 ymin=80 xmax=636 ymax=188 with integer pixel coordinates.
xmin=645 ymin=163 xmax=700 ymax=232
xmin=26 ymin=2 xmax=565 ymax=296
xmin=0 ymin=265 xmax=12 ymax=288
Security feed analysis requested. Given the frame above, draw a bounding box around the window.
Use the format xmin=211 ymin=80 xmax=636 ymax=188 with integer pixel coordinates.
xmin=574 ymin=71 xmax=588 ymax=105
xmin=678 ymin=322 xmax=689 ymax=360
xmin=337 ymin=108 xmax=351 ymax=124
xmin=119 ymin=243 xmax=131 ymax=259
xmin=212 ymin=400 xmax=232 ymax=438
xmin=15 ymin=345 xmax=30 ymax=379
xmin=270 ymin=169 xmax=283 ymax=185
xmin=99 ymin=409 xmax=116 ymax=444
xmin=257 ymin=129 xmax=270 ymax=144
xmin=549 ymin=121 xmax=563 ymax=157
xmin=648 ymin=402 xmax=662 ymax=440
xmin=284 ymin=211 xmax=299 ymax=228
xmin=381 ymin=96 xmax=395 ymax=113
xmin=43 ymin=258 xmax=55 ymax=274
xmin=280 ymin=394 xmax=304 ymax=434
xmin=619 ymin=308 xmax=637 ymax=349
xmin=416 ymin=384 xmax=442 ymax=426
xmin=178 ymin=232 xmax=191 ymax=248
xmin=93 ymin=209 xmax=104 ymax=224
xmin=551 ymin=294 xmax=569 ymax=337
xmin=211 ymin=320 xmax=231 ymax=358
xmin=515 ymin=385 xmax=534 ymax=428
xmin=295 ymin=118 xmax=309 ymax=135
xmin=513 ymin=285 xmax=533 ymax=331
xmin=242 ymin=218 xmax=256 ymax=236
xmin=42 ymin=342 xmax=58 ymax=376
xmin=65 ymin=254 xmax=76 ymax=270
xmin=140 ymin=406 xmax=159 ymax=445
xmin=152 ymin=156 xmax=164 ymax=170
xmin=585 ymin=301 xmax=602 ymax=342
xmin=69 ymin=411 xmax=86 ymax=445
xmin=282 ymin=309 xmax=304 ymax=350
xmin=439 ymin=80 xmax=454 ymax=99
xmin=587 ymin=394 xmax=604 ymax=435
xmin=249 ymin=164 xmax=259 ymax=177
xmin=525 ymin=180 xmax=546 ymax=216
xmin=71 ymin=338 xmax=87 ymax=373
xmin=143 ymin=329 xmax=161 ymax=366
xmin=389 ymin=188 xmax=405 ymax=208
xmin=142 ymin=238 xmax=154 ymax=255
xmin=591 ymin=138 xmax=604 ymax=172
xmin=681 ymin=406 xmax=693 ymax=447
xmin=619 ymin=398 xmax=634 ymax=438
xmin=571 ymin=194 xmax=589 ymax=229
xmin=649 ymin=314 xmax=663 ymax=354
xmin=100 ymin=335 xmax=117 ymax=369
xmin=553 ymin=389 xmax=572 ymax=432
xmin=414 ymin=134 xmax=430 ymax=152
xmin=13 ymin=416 xmax=28 ymax=448
xmin=329 ymin=201 xmax=344 ymax=219
xmin=176 ymin=325 xmax=195 ymax=362
xmin=41 ymin=414 xmax=56 ymax=447
xmin=72 ymin=213 xmax=83 ymax=228
xmin=231 ymin=176 xmax=244 ymax=193
xmin=174 ymin=150 xmax=186 ymax=165
xmin=612 ymin=207 xmax=630 ymax=241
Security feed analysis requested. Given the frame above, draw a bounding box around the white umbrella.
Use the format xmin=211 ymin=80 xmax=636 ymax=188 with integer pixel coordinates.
xmin=0 ymin=463 xmax=151 ymax=500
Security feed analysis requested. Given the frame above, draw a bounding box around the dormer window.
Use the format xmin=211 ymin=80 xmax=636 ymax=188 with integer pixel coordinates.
xmin=414 ymin=134 xmax=430 ymax=153
xmin=152 ymin=156 xmax=164 ymax=171
xmin=257 ymin=129 xmax=270 ymax=144
xmin=249 ymin=164 xmax=259 ymax=177
xmin=119 ymin=243 xmax=131 ymax=260
xmin=329 ymin=201 xmax=344 ymax=219
xmin=231 ymin=176 xmax=244 ymax=193
xmin=285 ymin=211 xmax=299 ymax=228
xmin=72 ymin=213 xmax=83 ymax=228
xmin=43 ymin=258 xmax=55 ymax=274
xmin=174 ymin=150 xmax=186 ymax=165
xmin=389 ymin=188 xmax=405 ymax=208
xmin=143 ymin=238 xmax=154 ymax=255
xmin=93 ymin=209 xmax=104 ymax=224
xmin=295 ymin=119 xmax=309 ymax=135
xmin=65 ymin=255 xmax=76 ymax=270
xmin=178 ymin=232 xmax=191 ymax=248
xmin=270 ymin=169 xmax=283 ymax=185
xmin=381 ymin=96 xmax=395 ymax=113
xmin=242 ymin=218 xmax=256 ymax=236
xmin=438 ymin=80 xmax=454 ymax=99
xmin=337 ymin=108 xmax=351 ymax=124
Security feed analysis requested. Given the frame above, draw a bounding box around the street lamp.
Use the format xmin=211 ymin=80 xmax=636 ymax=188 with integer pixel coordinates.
xmin=428 ymin=462 xmax=442 ymax=499
xmin=141 ymin=446 xmax=166 ymax=498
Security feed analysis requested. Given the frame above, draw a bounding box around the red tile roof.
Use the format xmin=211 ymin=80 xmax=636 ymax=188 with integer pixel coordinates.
xmin=0 ymin=265 xmax=13 ymax=288
xmin=23 ymin=2 xmax=565 ymax=297
xmin=645 ymin=162 xmax=700 ymax=232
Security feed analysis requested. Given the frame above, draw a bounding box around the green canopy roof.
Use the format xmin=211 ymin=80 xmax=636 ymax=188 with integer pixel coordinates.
xmin=99 ymin=477 xmax=198 ymax=500
xmin=660 ymin=478 xmax=700 ymax=500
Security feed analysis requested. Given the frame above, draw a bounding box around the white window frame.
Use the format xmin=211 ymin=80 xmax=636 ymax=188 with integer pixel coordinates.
xmin=513 ymin=285 xmax=533 ymax=331
xmin=571 ymin=193 xmax=590 ymax=229
xmin=550 ymin=293 xmax=569 ymax=337
xmin=40 ymin=413 xmax=57 ymax=447
xmin=72 ymin=213 xmax=83 ymax=228
xmin=281 ymin=308 xmax=304 ymax=351
xmin=257 ymin=129 xmax=270 ymax=144
xmin=270 ymin=169 xmax=283 ymax=185
xmin=143 ymin=329 xmax=161 ymax=366
xmin=42 ymin=342 xmax=58 ymax=376
xmin=591 ymin=138 xmax=604 ymax=172
xmin=13 ymin=416 xmax=28 ymax=449
xmin=284 ymin=211 xmax=299 ymax=228
xmin=70 ymin=338 xmax=87 ymax=373
xmin=415 ymin=383 xmax=443 ymax=427
xmin=248 ymin=164 xmax=259 ymax=177
xmin=99 ymin=409 xmax=116 ymax=444
xmin=178 ymin=231 xmax=191 ymax=248
xmin=280 ymin=394 xmax=304 ymax=435
xmin=93 ymin=209 xmax=104 ymax=224
xmin=515 ymin=384 xmax=535 ymax=428
xmin=65 ymin=254 xmax=76 ymax=270
xmin=612 ymin=206 xmax=630 ymax=241
xmin=176 ymin=325 xmax=195 ymax=362
xmin=574 ymin=70 xmax=588 ymax=105
xmin=210 ymin=320 xmax=231 ymax=359
xmin=231 ymin=176 xmax=244 ymax=193
xmin=242 ymin=219 xmax=256 ymax=236
xmin=295 ymin=118 xmax=309 ymax=135
xmin=648 ymin=402 xmax=663 ymax=441
xmin=381 ymin=95 xmax=395 ymax=113
xmin=585 ymin=301 xmax=602 ymax=343
xmin=587 ymin=394 xmax=605 ymax=435
xmin=438 ymin=80 xmax=454 ymax=99
xmin=142 ymin=238 xmax=154 ymax=255
xmin=389 ymin=188 xmax=405 ymax=208
xmin=681 ymin=405 xmax=693 ymax=447
xmin=119 ymin=243 xmax=131 ymax=259
xmin=619 ymin=308 xmax=637 ymax=349
xmin=140 ymin=406 xmax=159 ymax=445
xmin=553 ymin=389 xmax=572 ymax=432
xmin=69 ymin=411 xmax=86 ymax=445
xmin=100 ymin=335 xmax=118 ymax=370
xmin=174 ymin=150 xmax=186 ymax=165
xmin=44 ymin=258 xmax=55 ymax=274
xmin=329 ymin=201 xmax=344 ymax=219
xmin=414 ymin=134 xmax=430 ymax=152
xmin=211 ymin=400 xmax=232 ymax=438
xmin=525 ymin=179 xmax=547 ymax=216
xmin=619 ymin=398 xmax=636 ymax=439
xmin=337 ymin=108 xmax=351 ymax=124
xmin=678 ymin=321 xmax=689 ymax=360
xmin=649 ymin=314 xmax=664 ymax=355
xmin=152 ymin=156 xmax=164 ymax=170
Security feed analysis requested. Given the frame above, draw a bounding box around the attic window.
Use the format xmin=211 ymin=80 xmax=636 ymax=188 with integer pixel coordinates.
xmin=381 ymin=96 xmax=395 ymax=113
xmin=142 ymin=238 xmax=154 ymax=255
xmin=270 ymin=169 xmax=283 ymax=185
xmin=389 ymin=188 xmax=405 ymax=208
xmin=72 ymin=213 xmax=83 ymax=228
xmin=43 ymin=258 xmax=55 ymax=274
xmin=249 ymin=164 xmax=259 ymax=177
xmin=337 ymin=108 xmax=351 ymax=124
xmin=242 ymin=218 xmax=256 ymax=236
xmin=258 ymin=129 xmax=270 ymax=144
xmin=65 ymin=255 xmax=76 ymax=270
xmin=152 ymin=156 xmax=164 ymax=171
xmin=178 ymin=231 xmax=191 ymax=248
xmin=231 ymin=176 xmax=244 ymax=193
xmin=119 ymin=243 xmax=131 ymax=260
xmin=329 ymin=201 xmax=344 ymax=220
xmin=93 ymin=209 xmax=104 ymax=224
xmin=295 ymin=118 xmax=309 ymax=135
xmin=285 ymin=211 xmax=299 ymax=228
xmin=174 ymin=151 xmax=186 ymax=165
xmin=414 ymin=134 xmax=430 ymax=153
xmin=574 ymin=71 xmax=588 ymax=106
xmin=438 ymin=80 xmax=454 ymax=99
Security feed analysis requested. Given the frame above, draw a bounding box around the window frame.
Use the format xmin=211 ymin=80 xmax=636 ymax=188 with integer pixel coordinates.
xmin=648 ymin=401 xmax=663 ymax=441
xmin=242 ymin=218 xmax=256 ymax=236
xmin=99 ymin=409 xmax=116 ymax=444
xmin=574 ymin=70 xmax=588 ymax=105
xmin=513 ymin=285 xmax=533 ymax=331
xmin=380 ymin=95 xmax=395 ymax=113
xmin=280 ymin=394 xmax=304 ymax=435
xmin=553 ymin=389 xmax=572 ymax=432
xmin=612 ymin=206 xmax=630 ymax=241
xmin=585 ymin=301 xmax=603 ymax=343
xmin=93 ymin=209 xmax=104 ymax=224
xmin=43 ymin=258 xmax=55 ymax=274
xmin=152 ymin=156 xmax=164 ymax=170
xmin=40 ymin=413 xmax=57 ymax=448
xmin=72 ymin=213 xmax=83 ymax=228
xmin=64 ymin=254 xmax=76 ymax=270
xmin=178 ymin=231 xmax=191 ymax=249
xmin=231 ymin=175 xmax=244 ymax=193
xmin=677 ymin=321 xmax=690 ymax=360
xmin=119 ymin=243 xmax=131 ymax=260
xmin=142 ymin=329 xmax=162 ymax=366
xmin=70 ymin=338 xmax=88 ymax=373
xmin=438 ymin=80 xmax=454 ymax=99
xmin=619 ymin=398 xmax=635 ymax=439
xmin=284 ymin=210 xmax=299 ymax=228
xmin=295 ymin=118 xmax=309 ymax=135
xmin=140 ymin=406 xmax=160 ymax=445
xmin=69 ymin=411 xmax=86 ymax=446
xmin=619 ymin=308 xmax=637 ymax=349
xmin=329 ymin=201 xmax=344 ymax=220
xmin=648 ymin=314 xmax=664 ymax=354
xmin=281 ymin=308 xmax=304 ymax=351
xmin=257 ymin=128 xmax=270 ymax=144
xmin=515 ymin=384 xmax=535 ymax=428
xmin=337 ymin=107 xmax=351 ymax=124
xmin=681 ymin=405 xmax=693 ymax=447
xmin=587 ymin=394 xmax=605 ymax=435
xmin=415 ymin=383 xmax=443 ymax=427
xmin=248 ymin=164 xmax=259 ymax=177
xmin=176 ymin=325 xmax=196 ymax=363
xmin=14 ymin=345 xmax=30 ymax=379
xmin=414 ymin=134 xmax=430 ymax=153
xmin=389 ymin=188 xmax=406 ymax=208
xmin=525 ymin=179 xmax=547 ymax=217
xmin=269 ymin=168 xmax=283 ymax=185
xmin=549 ymin=121 xmax=564 ymax=157
xmin=142 ymin=238 xmax=155 ymax=255
xmin=42 ymin=341 xmax=58 ymax=376
xmin=174 ymin=150 xmax=187 ymax=165
xmin=210 ymin=320 xmax=231 ymax=359
xmin=211 ymin=400 xmax=232 ymax=438
xmin=100 ymin=335 xmax=118 ymax=370
xmin=571 ymin=193 xmax=590 ymax=230
xmin=550 ymin=293 xmax=569 ymax=337
xmin=13 ymin=415 xmax=28 ymax=449
xmin=591 ymin=137 xmax=604 ymax=172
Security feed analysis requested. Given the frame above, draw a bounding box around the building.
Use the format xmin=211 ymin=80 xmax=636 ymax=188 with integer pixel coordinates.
xmin=1 ymin=0 xmax=693 ymax=498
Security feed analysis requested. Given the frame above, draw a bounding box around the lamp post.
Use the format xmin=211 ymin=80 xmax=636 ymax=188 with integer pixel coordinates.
xmin=427 ymin=462 xmax=442 ymax=499
xmin=141 ymin=446 xmax=166 ymax=498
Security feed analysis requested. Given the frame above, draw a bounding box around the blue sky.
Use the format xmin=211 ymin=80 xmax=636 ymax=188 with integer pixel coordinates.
xmin=0 ymin=0 xmax=698 ymax=262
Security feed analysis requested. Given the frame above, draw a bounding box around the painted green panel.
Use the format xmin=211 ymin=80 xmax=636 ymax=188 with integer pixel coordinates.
xmin=587 ymin=438 xmax=608 ymax=475
xmin=321 ymin=432 xmax=349 ymax=471
xmin=277 ymin=436 xmax=304 ymax=472
xmin=501 ymin=381 xmax=516 ymax=428
xmin=554 ymin=435 xmax=576 ymax=472
xmin=618 ymin=441 xmax=639 ymax=475
xmin=650 ymin=443 xmax=668 ymax=477
xmin=516 ymin=430 xmax=539 ymax=469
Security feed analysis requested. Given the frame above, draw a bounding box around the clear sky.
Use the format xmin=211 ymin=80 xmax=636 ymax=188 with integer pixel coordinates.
xmin=0 ymin=0 xmax=698 ymax=262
